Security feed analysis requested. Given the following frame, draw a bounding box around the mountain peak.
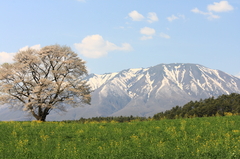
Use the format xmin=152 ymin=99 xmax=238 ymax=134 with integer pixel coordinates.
xmin=84 ymin=63 xmax=240 ymax=117
xmin=1 ymin=63 xmax=240 ymax=121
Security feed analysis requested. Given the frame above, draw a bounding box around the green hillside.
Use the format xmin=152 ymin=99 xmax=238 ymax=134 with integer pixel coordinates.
xmin=153 ymin=93 xmax=240 ymax=120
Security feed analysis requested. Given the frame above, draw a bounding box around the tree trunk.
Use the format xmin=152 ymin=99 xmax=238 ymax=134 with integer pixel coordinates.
xmin=31 ymin=107 xmax=49 ymax=122
xmin=39 ymin=115 xmax=47 ymax=122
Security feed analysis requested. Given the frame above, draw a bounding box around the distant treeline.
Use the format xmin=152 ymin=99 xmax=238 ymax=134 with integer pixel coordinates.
xmin=153 ymin=93 xmax=240 ymax=120
xmin=62 ymin=116 xmax=149 ymax=123
xmin=62 ymin=93 xmax=240 ymax=123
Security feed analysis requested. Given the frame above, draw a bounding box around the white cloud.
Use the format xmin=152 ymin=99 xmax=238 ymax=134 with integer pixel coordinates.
xmin=191 ymin=1 xmax=233 ymax=20
xmin=160 ymin=33 xmax=170 ymax=39
xmin=139 ymin=27 xmax=156 ymax=40
xmin=207 ymin=12 xmax=221 ymax=19
xmin=0 ymin=52 xmax=16 ymax=64
xmin=147 ymin=12 xmax=159 ymax=23
xmin=140 ymin=27 xmax=156 ymax=35
xmin=74 ymin=35 xmax=132 ymax=58
xmin=19 ymin=44 xmax=41 ymax=52
xmin=140 ymin=36 xmax=153 ymax=41
xmin=167 ymin=15 xmax=179 ymax=22
xmin=128 ymin=11 xmax=159 ymax=23
xmin=207 ymin=1 xmax=234 ymax=12
xmin=167 ymin=14 xmax=185 ymax=22
xmin=191 ymin=8 xmax=206 ymax=14
xmin=0 ymin=44 xmax=41 ymax=64
xmin=128 ymin=10 xmax=145 ymax=21
xmin=191 ymin=8 xmax=220 ymax=20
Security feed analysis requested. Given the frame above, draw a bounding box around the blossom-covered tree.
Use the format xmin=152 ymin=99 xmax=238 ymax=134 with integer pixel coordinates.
xmin=0 ymin=45 xmax=91 ymax=121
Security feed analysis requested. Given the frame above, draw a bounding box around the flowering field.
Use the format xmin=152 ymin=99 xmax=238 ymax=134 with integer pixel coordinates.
xmin=1 ymin=116 xmax=240 ymax=158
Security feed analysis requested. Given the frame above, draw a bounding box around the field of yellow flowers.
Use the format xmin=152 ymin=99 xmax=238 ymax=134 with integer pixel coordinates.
xmin=1 ymin=115 xmax=240 ymax=158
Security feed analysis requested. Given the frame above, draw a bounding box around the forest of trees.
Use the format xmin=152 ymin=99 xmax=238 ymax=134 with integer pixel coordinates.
xmin=63 ymin=116 xmax=149 ymax=123
xmin=153 ymin=93 xmax=240 ymax=120
xmin=63 ymin=93 xmax=240 ymax=123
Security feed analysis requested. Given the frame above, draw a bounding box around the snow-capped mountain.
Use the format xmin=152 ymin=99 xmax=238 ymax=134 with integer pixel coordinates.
xmin=1 ymin=63 xmax=240 ymax=121
xmin=82 ymin=63 xmax=240 ymax=117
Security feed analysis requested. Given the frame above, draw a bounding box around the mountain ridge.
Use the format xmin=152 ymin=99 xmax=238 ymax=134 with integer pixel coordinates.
xmin=1 ymin=63 xmax=240 ymax=121
xmin=84 ymin=63 xmax=240 ymax=117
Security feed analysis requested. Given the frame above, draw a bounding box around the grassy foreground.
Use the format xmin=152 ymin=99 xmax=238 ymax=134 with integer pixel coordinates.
xmin=1 ymin=116 xmax=240 ymax=159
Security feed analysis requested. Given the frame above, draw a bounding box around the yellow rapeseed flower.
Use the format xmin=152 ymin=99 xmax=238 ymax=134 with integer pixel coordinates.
xmin=232 ymin=130 xmax=240 ymax=133
xmin=224 ymin=112 xmax=233 ymax=116
xmin=40 ymin=135 xmax=49 ymax=141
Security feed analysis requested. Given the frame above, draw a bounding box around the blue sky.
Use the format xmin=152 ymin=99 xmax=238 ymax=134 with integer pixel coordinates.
xmin=0 ymin=0 xmax=239 ymax=77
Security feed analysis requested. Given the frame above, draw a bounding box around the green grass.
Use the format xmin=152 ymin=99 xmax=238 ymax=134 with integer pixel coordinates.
xmin=1 ymin=116 xmax=240 ymax=158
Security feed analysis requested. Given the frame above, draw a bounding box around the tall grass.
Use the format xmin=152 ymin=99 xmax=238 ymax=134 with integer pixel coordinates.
xmin=1 ymin=116 xmax=240 ymax=158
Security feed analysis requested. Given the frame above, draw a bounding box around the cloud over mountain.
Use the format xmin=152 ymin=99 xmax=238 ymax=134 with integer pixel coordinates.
xmin=191 ymin=8 xmax=220 ymax=20
xmin=140 ymin=27 xmax=155 ymax=40
xmin=128 ymin=10 xmax=145 ymax=21
xmin=140 ymin=27 xmax=155 ymax=35
xmin=19 ymin=44 xmax=41 ymax=52
xmin=167 ymin=15 xmax=179 ymax=22
xmin=207 ymin=1 xmax=234 ymax=12
xmin=167 ymin=14 xmax=185 ymax=22
xmin=74 ymin=35 xmax=132 ymax=58
xmin=0 ymin=52 xmax=15 ymax=64
xmin=128 ymin=11 xmax=158 ymax=23
xmin=191 ymin=1 xmax=234 ymax=20
xmin=0 ymin=44 xmax=41 ymax=64
xmin=147 ymin=12 xmax=158 ymax=23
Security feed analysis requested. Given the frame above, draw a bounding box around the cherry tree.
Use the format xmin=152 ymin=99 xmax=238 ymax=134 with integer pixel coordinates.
xmin=0 ymin=45 xmax=91 ymax=121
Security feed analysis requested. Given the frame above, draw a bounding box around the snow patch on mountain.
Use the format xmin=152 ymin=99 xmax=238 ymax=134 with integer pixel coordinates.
xmin=86 ymin=72 xmax=118 ymax=90
xmin=144 ymin=72 xmax=154 ymax=99
xmin=1 ymin=63 xmax=240 ymax=121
